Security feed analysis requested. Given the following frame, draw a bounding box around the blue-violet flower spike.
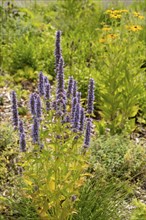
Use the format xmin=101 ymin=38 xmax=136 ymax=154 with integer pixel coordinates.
xmin=38 ymin=71 xmax=44 ymax=96
xmin=11 ymin=91 xmax=19 ymax=129
xmin=35 ymin=95 xmax=42 ymax=119
xmin=67 ymin=76 xmax=74 ymax=99
xmin=73 ymin=103 xmax=80 ymax=130
xmin=32 ymin=117 xmax=39 ymax=144
xmin=71 ymin=97 xmax=78 ymax=120
xmin=19 ymin=119 xmax=24 ymax=134
xmin=20 ymin=133 xmax=26 ymax=152
xmin=30 ymin=93 xmax=36 ymax=116
xmin=73 ymin=80 xmax=77 ymax=98
xmin=84 ymin=120 xmax=91 ymax=148
xmin=79 ymin=107 xmax=85 ymax=132
xmin=55 ymin=30 xmax=62 ymax=73
xmin=45 ymin=83 xmax=51 ymax=111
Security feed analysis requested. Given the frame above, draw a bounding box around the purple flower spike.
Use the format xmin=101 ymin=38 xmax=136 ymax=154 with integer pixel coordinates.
xmin=20 ymin=133 xmax=26 ymax=152
xmin=71 ymin=97 xmax=78 ymax=120
xmin=35 ymin=95 xmax=42 ymax=119
xmin=32 ymin=117 xmax=39 ymax=144
xmin=87 ymin=78 xmax=95 ymax=115
xmin=84 ymin=120 xmax=92 ymax=148
xmin=67 ymin=76 xmax=74 ymax=99
xmin=72 ymin=103 xmax=80 ymax=130
xmin=79 ymin=107 xmax=85 ymax=132
xmin=30 ymin=93 xmax=36 ymax=116
xmin=19 ymin=119 xmax=24 ymax=134
xmin=10 ymin=91 xmax=19 ymax=129
xmin=73 ymin=80 xmax=77 ymax=98
xmin=57 ymin=57 xmax=65 ymax=96
xmin=55 ymin=30 xmax=62 ymax=73
xmin=44 ymin=76 xmax=49 ymax=85
xmin=38 ymin=71 xmax=44 ymax=96
xmin=56 ymin=57 xmax=66 ymax=114
xmin=65 ymin=115 xmax=71 ymax=123
xmin=45 ymin=83 xmax=51 ymax=111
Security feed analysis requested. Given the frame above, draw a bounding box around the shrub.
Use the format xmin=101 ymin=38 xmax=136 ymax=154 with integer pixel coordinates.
xmin=91 ymin=135 xmax=146 ymax=182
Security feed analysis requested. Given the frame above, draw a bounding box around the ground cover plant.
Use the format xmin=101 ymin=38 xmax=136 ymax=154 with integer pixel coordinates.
xmin=0 ymin=0 xmax=146 ymax=219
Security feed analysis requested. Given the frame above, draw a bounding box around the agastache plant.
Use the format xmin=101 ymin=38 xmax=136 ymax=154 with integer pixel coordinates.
xmin=29 ymin=93 xmax=36 ymax=116
xmin=72 ymin=103 xmax=80 ymax=131
xmin=87 ymin=78 xmax=95 ymax=115
xmin=55 ymin=30 xmax=62 ymax=73
xmin=44 ymin=82 xmax=51 ymax=111
xmin=73 ymin=80 xmax=77 ymax=98
xmin=79 ymin=107 xmax=85 ymax=132
xmin=35 ymin=94 xmax=42 ymax=119
xmin=32 ymin=117 xmax=39 ymax=144
xmin=71 ymin=96 xmax=78 ymax=120
xmin=84 ymin=120 xmax=92 ymax=148
xmin=38 ymin=71 xmax=44 ymax=96
xmin=56 ymin=57 xmax=66 ymax=114
xmin=19 ymin=120 xmax=26 ymax=152
xmin=9 ymin=31 xmax=95 ymax=219
xmin=19 ymin=119 xmax=24 ymax=134
xmin=67 ymin=76 xmax=74 ymax=99
xmin=10 ymin=91 xmax=19 ymax=130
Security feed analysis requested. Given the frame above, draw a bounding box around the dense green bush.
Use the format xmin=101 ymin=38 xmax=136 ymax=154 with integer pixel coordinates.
xmin=91 ymin=135 xmax=146 ymax=181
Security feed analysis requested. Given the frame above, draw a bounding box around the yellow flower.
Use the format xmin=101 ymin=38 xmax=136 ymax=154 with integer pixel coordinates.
xmin=99 ymin=37 xmax=106 ymax=43
xmin=110 ymin=14 xmax=121 ymax=19
xmin=126 ymin=25 xmax=143 ymax=32
xmin=120 ymin=9 xmax=128 ymax=13
xmin=139 ymin=15 xmax=145 ymax=20
xmin=105 ymin=9 xmax=113 ymax=14
xmin=107 ymin=34 xmax=118 ymax=39
xmin=133 ymin=12 xmax=145 ymax=19
xmin=99 ymin=33 xmax=118 ymax=43
xmin=102 ymin=26 xmax=111 ymax=31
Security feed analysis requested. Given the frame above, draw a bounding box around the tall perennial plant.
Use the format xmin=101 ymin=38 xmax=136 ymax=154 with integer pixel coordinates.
xmin=10 ymin=31 xmax=94 ymax=220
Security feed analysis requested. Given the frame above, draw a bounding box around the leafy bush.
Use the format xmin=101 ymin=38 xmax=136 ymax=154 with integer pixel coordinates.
xmin=91 ymin=135 xmax=146 ymax=181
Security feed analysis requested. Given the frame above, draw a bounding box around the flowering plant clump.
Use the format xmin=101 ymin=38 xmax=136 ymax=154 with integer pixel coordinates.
xmin=98 ymin=8 xmax=145 ymax=44
xmin=10 ymin=31 xmax=95 ymax=219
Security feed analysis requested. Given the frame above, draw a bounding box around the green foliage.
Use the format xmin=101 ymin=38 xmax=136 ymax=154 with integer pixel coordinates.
xmin=91 ymin=135 xmax=146 ymax=181
xmin=10 ymin=39 xmax=37 ymax=73
xmin=0 ymin=196 xmax=39 ymax=220
xmin=72 ymin=177 xmax=131 ymax=220
xmin=130 ymin=199 xmax=146 ymax=220
xmin=17 ymin=112 xmax=90 ymax=219
xmin=0 ymin=122 xmax=19 ymax=217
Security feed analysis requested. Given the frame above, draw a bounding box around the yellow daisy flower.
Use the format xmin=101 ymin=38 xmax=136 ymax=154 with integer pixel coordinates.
xmin=133 ymin=12 xmax=145 ymax=20
xmin=102 ymin=26 xmax=111 ymax=31
xmin=126 ymin=25 xmax=143 ymax=32
xmin=105 ymin=9 xmax=113 ymax=14
xmin=107 ymin=34 xmax=118 ymax=39
xmin=110 ymin=14 xmax=121 ymax=19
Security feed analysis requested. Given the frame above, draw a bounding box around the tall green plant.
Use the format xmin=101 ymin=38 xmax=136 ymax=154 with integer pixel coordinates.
xmin=97 ymin=36 xmax=144 ymax=134
xmin=18 ymin=116 xmax=90 ymax=219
